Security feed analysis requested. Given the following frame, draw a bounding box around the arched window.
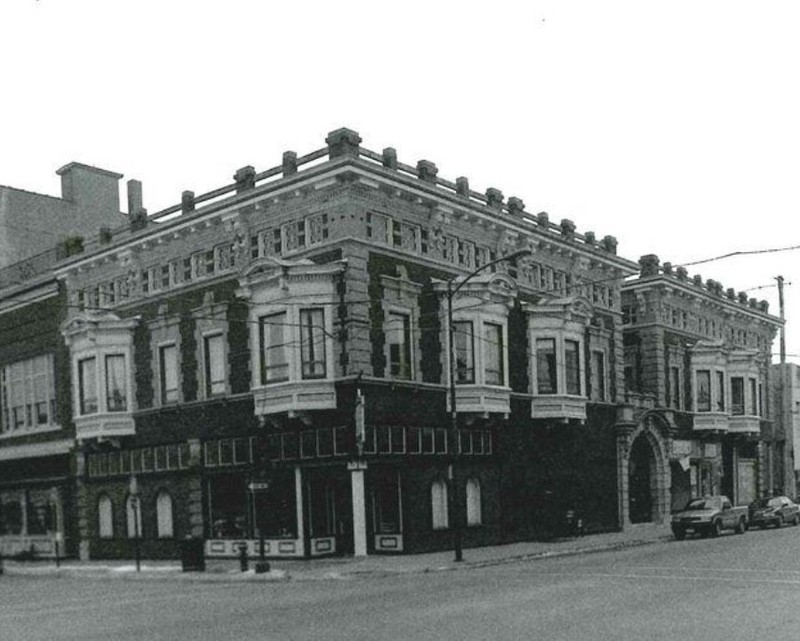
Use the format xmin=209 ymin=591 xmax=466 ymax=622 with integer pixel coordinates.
xmin=431 ymin=479 xmax=449 ymax=530
xmin=126 ymin=495 xmax=141 ymax=539
xmin=98 ymin=495 xmax=114 ymax=539
xmin=156 ymin=491 xmax=174 ymax=538
xmin=466 ymin=478 xmax=482 ymax=527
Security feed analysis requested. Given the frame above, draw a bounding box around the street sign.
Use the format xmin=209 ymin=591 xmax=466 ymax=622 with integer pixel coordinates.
xmin=248 ymin=482 xmax=270 ymax=492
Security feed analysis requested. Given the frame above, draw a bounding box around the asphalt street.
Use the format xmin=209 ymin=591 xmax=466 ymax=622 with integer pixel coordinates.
xmin=3 ymin=524 xmax=800 ymax=641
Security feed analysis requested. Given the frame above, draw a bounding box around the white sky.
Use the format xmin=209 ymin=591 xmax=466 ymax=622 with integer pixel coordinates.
xmin=1 ymin=0 xmax=799 ymax=361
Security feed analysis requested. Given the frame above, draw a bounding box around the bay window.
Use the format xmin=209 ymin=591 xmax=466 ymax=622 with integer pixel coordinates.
xmin=260 ymin=312 xmax=289 ymax=384
xmin=731 ymin=377 xmax=745 ymax=415
xmin=716 ymin=371 xmax=725 ymax=412
xmin=484 ymin=322 xmax=504 ymax=386
xmin=454 ymin=321 xmax=475 ymax=383
xmin=696 ymin=370 xmax=711 ymax=412
xmin=106 ymin=354 xmax=128 ymax=411
xmin=300 ymin=308 xmax=326 ymax=379
xmin=79 ymin=357 xmax=98 ymax=415
xmin=536 ymin=338 xmax=557 ymax=394
xmin=590 ymin=351 xmax=606 ymax=402
xmin=749 ymin=378 xmax=758 ymax=416
xmin=565 ymin=340 xmax=581 ymax=395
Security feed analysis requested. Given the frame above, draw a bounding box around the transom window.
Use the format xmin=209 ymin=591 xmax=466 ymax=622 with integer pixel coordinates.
xmin=1 ymin=355 xmax=57 ymax=433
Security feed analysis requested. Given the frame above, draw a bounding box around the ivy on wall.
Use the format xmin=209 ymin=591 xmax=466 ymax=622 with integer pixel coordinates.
xmin=227 ymin=298 xmax=251 ymax=395
xmin=179 ymin=313 xmax=198 ymax=402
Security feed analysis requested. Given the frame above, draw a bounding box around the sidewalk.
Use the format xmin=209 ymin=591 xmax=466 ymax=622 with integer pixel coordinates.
xmin=0 ymin=524 xmax=673 ymax=583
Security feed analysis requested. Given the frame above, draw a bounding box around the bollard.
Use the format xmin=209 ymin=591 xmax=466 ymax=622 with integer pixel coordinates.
xmin=238 ymin=543 xmax=249 ymax=572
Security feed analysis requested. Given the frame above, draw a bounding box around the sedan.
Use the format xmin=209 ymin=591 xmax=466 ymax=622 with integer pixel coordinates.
xmin=748 ymin=496 xmax=800 ymax=529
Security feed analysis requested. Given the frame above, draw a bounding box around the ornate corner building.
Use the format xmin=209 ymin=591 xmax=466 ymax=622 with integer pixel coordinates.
xmin=0 ymin=130 xmax=784 ymax=560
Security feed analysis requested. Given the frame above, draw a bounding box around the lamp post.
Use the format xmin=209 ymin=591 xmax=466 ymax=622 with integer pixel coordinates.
xmin=446 ymin=248 xmax=532 ymax=562
xmin=129 ymin=474 xmax=141 ymax=573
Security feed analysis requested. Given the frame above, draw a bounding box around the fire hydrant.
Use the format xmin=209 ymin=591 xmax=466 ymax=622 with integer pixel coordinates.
xmin=238 ymin=543 xmax=249 ymax=572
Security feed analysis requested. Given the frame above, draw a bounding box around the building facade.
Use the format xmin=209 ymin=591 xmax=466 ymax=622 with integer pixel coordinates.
xmin=621 ymin=254 xmax=781 ymax=525
xmin=0 ymin=129 xmax=784 ymax=560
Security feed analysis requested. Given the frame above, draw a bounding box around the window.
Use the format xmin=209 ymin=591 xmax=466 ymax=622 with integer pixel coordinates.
xmin=431 ymin=480 xmax=449 ymax=530
xmin=300 ymin=309 xmax=326 ymax=379
xmin=484 ymin=323 xmax=504 ymax=386
xmin=565 ymin=340 xmax=581 ymax=395
xmin=590 ymin=351 xmax=606 ymax=402
xmin=156 ymin=491 xmax=174 ymax=538
xmin=466 ymin=478 xmax=482 ymax=527
xmin=98 ymin=495 xmax=114 ymax=539
xmin=731 ymin=377 xmax=744 ymax=415
xmin=159 ymin=345 xmax=179 ymax=404
xmin=696 ymin=370 xmax=711 ymax=412
xmin=204 ymin=334 xmax=226 ymax=396
xmin=749 ymin=378 xmax=758 ymax=415
xmin=79 ymin=357 xmax=98 ymax=415
xmin=716 ymin=371 xmax=725 ymax=412
xmin=387 ymin=312 xmax=412 ymax=380
xmin=536 ymin=339 xmax=557 ymax=394
xmin=260 ymin=312 xmax=289 ymax=384
xmin=454 ymin=321 xmax=475 ymax=384
xmin=105 ymin=354 xmax=128 ymax=412
xmin=126 ymin=495 xmax=141 ymax=539
xmin=670 ymin=366 xmax=681 ymax=409
xmin=1 ymin=355 xmax=56 ymax=432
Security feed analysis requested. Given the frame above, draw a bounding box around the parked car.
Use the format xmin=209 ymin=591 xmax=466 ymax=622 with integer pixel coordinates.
xmin=670 ymin=495 xmax=748 ymax=540
xmin=748 ymin=496 xmax=800 ymax=529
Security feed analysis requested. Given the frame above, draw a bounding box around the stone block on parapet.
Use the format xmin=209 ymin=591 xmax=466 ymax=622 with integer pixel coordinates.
xmin=382 ymin=148 xmax=398 ymax=169
xmin=749 ymin=298 xmax=758 ymax=309
xmin=234 ymin=166 xmax=256 ymax=192
xmin=326 ymin=128 xmax=362 ymax=158
xmin=692 ymin=274 xmax=703 ymax=287
xmin=738 ymin=291 xmax=748 ymax=304
xmin=486 ymin=187 xmax=503 ymax=208
xmin=726 ymin=287 xmax=736 ymax=300
xmin=283 ymin=151 xmax=298 ymax=177
xmin=181 ymin=190 xmax=195 ymax=214
xmin=584 ymin=231 xmax=596 ymax=246
xmin=455 ymin=176 xmax=470 ymax=197
xmin=560 ymin=218 xmax=576 ymax=240
xmin=639 ymin=254 xmax=660 ymax=277
xmin=127 ymin=179 xmax=143 ymax=215
xmin=417 ymin=160 xmax=438 ymax=183
xmin=507 ymin=196 xmax=525 ymax=216
xmin=759 ymin=300 xmax=769 ymax=313
xmin=662 ymin=261 xmax=672 ymax=275
xmin=601 ymin=235 xmax=617 ymax=254
xmin=536 ymin=211 xmax=549 ymax=227
xmin=676 ymin=266 xmax=688 ymax=281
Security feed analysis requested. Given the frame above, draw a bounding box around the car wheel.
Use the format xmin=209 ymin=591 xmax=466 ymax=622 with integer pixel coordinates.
xmin=793 ymin=514 xmax=799 ymax=526
xmin=776 ymin=515 xmax=784 ymax=529
xmin=672 ymin=528 xmax=686 ymax=541
xmin=710 ymin=520 xmax=722 ymax=538
xmin=735 ymin=517 xmax=746 ymax=534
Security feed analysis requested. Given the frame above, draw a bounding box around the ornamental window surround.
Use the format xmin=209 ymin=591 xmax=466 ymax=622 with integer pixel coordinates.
xmin=193 ymin=292 xmax=230 ymax=400
xmin=381 ymin=270 xmax=423 ymax=382
xmin=690 ymin=341 xmax=727 ymax=415
xmin=149 ymin=309 xmax=182 ymax=407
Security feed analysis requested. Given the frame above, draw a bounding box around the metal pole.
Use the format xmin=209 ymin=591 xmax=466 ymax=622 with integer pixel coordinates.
xmin=448 ymin=280 xmax=463 ymax=563
xmin=135 ymin=499 xmax=141 ymax=573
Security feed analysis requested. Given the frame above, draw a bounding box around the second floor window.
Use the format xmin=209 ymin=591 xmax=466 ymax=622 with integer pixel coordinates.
xmin=454 ymin=321 xmax=475 ymax=384
xmin=484 ymin=323 xmax=504 ymax=386
xmin=750 ymin=378 xmax=758 ymax=415
xmin=300 ymin=309 xmax=326 ymax=379
xmin=669 ymin=366 xmax=681 ymax=409
xmin=159 ymin=345 xmax=179 ymax=404
xmin=590 ymin=351 xmax=606 ymax=402
xmin=536 ymin=338 xmax=557 ymax=394
xmin=565 ymin=340 xmax=581 ymax=395
xmin=387 ymin=312 xmax=412 ymax=380
xmin=716 ymin=371 xmax=725 ymax=412
xmin=105 ymin=354 xmax=128 ymax=412
xmin=79 ymin=357 xmax=98 ymax=415
xmin=731 ymin=377 xmax=745 ymax=415
xmin=1 ymin=355 xmax=57 ymax=432
xmin=204 ymin=334 xmax=226 ymax=396
xmin=260 ymin=312 xmax=289 ymax=384
xmin=696 ymin=370 xmax=711 ymax=412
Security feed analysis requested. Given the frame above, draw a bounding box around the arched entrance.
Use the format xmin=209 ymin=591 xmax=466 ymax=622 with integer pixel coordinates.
xmin=628 ymin=434 xmax=657 ymax=523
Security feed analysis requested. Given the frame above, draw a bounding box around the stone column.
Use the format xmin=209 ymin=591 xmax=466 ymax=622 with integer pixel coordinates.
xmin=186 ymin=439 xmax=204 ymax=538
xmin=348 ymin=461 xmax=368 ymax=557
xmin=294 ymin=466 xmax=305 ymax=553
xmin=74 ymin=449 xmax=91 ymax=560
xmin=615 ymin=405 xmax=636 ymax=530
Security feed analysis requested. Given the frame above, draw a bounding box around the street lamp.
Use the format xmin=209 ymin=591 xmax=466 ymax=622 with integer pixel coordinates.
xmin=446 ymin=248 xmax=532 ymax=562
xmin=129 ymin=474 xmax=141 ymax=573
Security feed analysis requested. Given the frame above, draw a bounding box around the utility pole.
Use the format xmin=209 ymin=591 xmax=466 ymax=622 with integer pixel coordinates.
xmin=771 ymin=276 xmax=786 ymax=496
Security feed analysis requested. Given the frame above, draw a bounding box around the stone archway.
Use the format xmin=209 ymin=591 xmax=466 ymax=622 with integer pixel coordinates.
xmin=616 ymin=412 xmax=671 ymax=528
